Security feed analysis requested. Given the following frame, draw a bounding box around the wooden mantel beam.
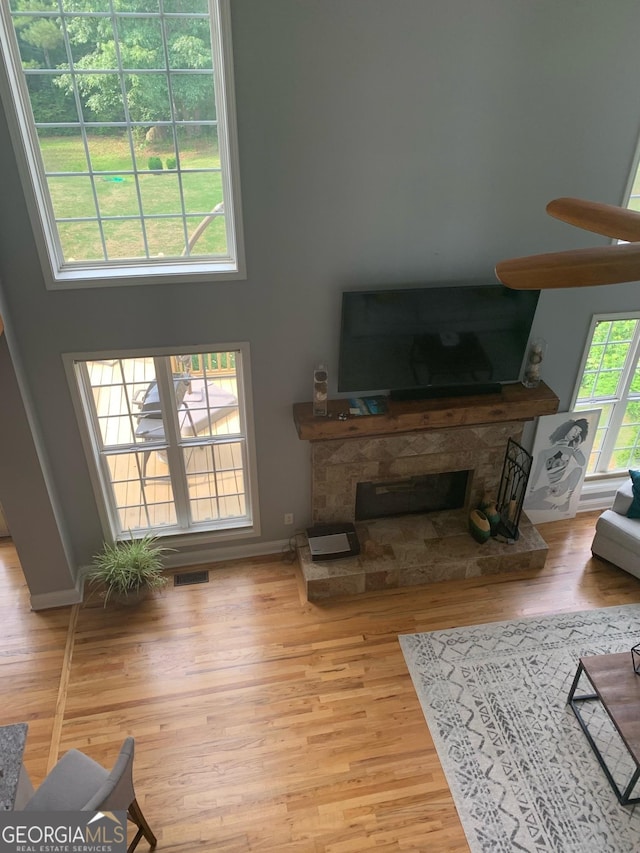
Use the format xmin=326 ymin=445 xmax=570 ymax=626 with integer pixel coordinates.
xmin=293 ymin=381 xmax=560 ymax=441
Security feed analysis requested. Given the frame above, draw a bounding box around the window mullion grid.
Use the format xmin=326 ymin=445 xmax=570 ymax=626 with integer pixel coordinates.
xmin=55 ymin=0 xmax=109 ymax=263
xmin=87 ymin=358 xmax=156 ymax=537
xmin=109 ymin=360 xmax=155 ymax=534
xmin=205 ymin=442 xmax=221 ymax=523
xmin=119 ymin=358 xmax=156 ymax=491
xmin=210 ymin=0 xmax=236 ymax=263
xmin=13 ymin=11 xmax=208 ymax=22
xmin=590 ymin=321 xmax=625 ymax=472
xmin=75 ymin=361 xmax=124 ymax=535
xmin=195 ymin=435 xmax=247 ymax=525
xmin=232 ymin=350 xmax=251 ymax=522
xmin=0 ymin=3 xmax=72 ymax=269
xmin=157 ymin=0 xmax=191 ymax=256
xmin=237 ymin=438 xmax=250 ymax=520
xmin=107 ymin=0 xmax=151 ymax=261
xmin=598 ymin=322 xmax=640 ymax=471
xmin=154 ymin=358 xmax=192 ymax=529
xmin=625 ymin=400 xmax=640 ymax=468
xmin=233 ymin=349 xmax=249 ymax=441
xmin=183 ymin=435 xmax=250 ymax=527
xmin=229 ymin=349 xmax=252 ymax=521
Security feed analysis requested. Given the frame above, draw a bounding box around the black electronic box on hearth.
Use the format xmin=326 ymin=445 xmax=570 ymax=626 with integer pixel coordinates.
xmin=306 ymin=523 xmax=360 ymax=561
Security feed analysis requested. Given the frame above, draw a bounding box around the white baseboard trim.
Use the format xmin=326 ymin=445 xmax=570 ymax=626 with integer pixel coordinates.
xmin=577 ymin=477 xmax=626 ymax=514
xmin=162 ymin=537 xmax=294 ymax=570
xmin=30 ymin=581 xmax=83 ymax=611
xmin=32 ymin=539 xmax=296 ymax=610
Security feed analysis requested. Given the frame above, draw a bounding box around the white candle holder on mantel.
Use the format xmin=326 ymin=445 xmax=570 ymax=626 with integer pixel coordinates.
xmin=522 ymin=338 xmax=547 ymax=388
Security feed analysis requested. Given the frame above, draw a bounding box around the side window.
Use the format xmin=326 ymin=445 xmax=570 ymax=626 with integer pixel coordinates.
xmin=573 ymin=315 xmax=640 ymax=474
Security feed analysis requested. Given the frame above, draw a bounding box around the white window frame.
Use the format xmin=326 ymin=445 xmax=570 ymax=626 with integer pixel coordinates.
xmin=0 ymin=0 xmax=245 ymax=288
xmin=63 ymin=342 xmax=260 ymax=545
xmin=624 ymin=127 xmax=640 ymax=215
xmin=571 ymin=311 xmax=640 ymax=479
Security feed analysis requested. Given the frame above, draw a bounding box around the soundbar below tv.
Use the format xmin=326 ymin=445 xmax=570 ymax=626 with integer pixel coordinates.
xmin=337 ymin=283 xmax=539 ymax=400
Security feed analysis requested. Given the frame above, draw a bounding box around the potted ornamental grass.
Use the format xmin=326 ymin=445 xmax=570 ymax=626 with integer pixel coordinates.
xmin=86 ymin=533 xmax=171 ymax=606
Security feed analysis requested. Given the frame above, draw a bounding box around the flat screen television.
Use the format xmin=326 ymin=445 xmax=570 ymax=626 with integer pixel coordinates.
xmin=337 ymin=283 xmax=540 ymax=400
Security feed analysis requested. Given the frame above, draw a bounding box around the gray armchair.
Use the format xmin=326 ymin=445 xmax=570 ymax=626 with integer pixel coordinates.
xmin=22 ymin=737 xmax=156 ymax=853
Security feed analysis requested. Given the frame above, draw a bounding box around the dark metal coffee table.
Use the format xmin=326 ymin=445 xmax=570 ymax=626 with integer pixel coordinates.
xmin=568 ymin=652 xmax=640 ymax=805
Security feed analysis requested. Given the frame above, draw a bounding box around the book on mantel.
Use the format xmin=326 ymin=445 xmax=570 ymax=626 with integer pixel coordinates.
xmin=348 ymin=395 xmax=388 ymax=416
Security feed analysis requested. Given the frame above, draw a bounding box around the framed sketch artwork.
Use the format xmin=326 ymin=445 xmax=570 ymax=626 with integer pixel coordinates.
xmin=523 ymin=410 xmax=601 ymax=524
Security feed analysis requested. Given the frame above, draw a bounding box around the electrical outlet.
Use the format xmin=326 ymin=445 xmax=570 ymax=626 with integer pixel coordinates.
xmin=284 ymin=513 xmax=294 ymax=525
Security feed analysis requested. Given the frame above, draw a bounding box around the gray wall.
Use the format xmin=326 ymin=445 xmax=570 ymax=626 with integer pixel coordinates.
xmin=2 ymin=0 xmax=640 ymax=599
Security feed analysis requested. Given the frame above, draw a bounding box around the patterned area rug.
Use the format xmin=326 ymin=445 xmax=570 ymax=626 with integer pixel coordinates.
xmin=400 ymin=605 xmax=640 ymax=853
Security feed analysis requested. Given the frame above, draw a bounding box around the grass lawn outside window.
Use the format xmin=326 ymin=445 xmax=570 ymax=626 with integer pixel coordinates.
xmin=0 ymin=0 xmax=244 ymax=285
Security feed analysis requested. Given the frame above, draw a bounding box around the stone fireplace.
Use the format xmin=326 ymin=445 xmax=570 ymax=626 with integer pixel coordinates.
xmin=293 ymin=383 xmax=558 ymax=601
xmin=310 ymin=422 xmax=518 ymax=525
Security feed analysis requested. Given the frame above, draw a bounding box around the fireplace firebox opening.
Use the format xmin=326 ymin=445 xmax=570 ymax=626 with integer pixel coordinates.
xmin=355 ymin=470 xmax=470 ymax=522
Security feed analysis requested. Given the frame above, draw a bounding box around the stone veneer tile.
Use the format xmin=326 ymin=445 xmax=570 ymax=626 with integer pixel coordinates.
xmin=478 ymin=550 xmax=547 ymax=575
xmin=384 ymin=453 xmax=475 ymax=479
xmin=311 ymin=423 xmax=524 ymax=468
xmin=363 ymin=514 xmax=439 ymax=542
xmin=430 ymin=511 xmax=470 ymax=539
xmin=365 ymin=569 xmax=401 ymax=592
xmin=307 ymin=574 xmax=366 ymax=598
xmin=311 ymin=422 xmax=526 ymax=525
xmin=297 ymin=545 xmax=364 ymax=578
xmin=398 ymin=561 xmax=470 ymax=586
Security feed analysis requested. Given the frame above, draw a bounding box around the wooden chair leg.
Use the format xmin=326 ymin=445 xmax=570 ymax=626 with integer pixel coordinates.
xmin=127 ymin=798 xmax=157 ymax=852
xmin=127 ymin=827 xmax=144 ymax=853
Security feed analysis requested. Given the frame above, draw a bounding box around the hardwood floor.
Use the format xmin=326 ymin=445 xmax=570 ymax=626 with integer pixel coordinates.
xmin=3 ymin=513 xmax=640 ymax=852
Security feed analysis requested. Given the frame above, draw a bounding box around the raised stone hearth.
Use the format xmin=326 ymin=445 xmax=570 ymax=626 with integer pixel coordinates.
xmin=297 ymin=508 xmax=547 ymax=601
xmin=293 ymin=384 xmax=559 ymax=601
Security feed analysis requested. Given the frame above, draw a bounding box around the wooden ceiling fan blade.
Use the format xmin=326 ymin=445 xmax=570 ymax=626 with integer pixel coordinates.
xmin=495 ymin=243 xmax=640 ymax=290
xmin=546 ymin=197 xmax=640 ymax=242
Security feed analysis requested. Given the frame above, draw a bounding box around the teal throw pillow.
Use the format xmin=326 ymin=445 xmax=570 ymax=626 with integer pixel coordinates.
xmin=627 ymin=470 xmax=640 ymax=518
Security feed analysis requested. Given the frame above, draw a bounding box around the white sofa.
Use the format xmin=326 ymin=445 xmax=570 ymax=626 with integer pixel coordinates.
xmin=591 ymin=480 xmax=640 ymax=580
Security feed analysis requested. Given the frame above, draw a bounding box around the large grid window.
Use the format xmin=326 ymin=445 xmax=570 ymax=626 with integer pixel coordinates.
xmin=0 ymin=0 xmax=243 ymax=285
xmin=71 ymin=347 xmax=257 ymax=539
xmin=573 ymin=315 xmax=640 ymax=475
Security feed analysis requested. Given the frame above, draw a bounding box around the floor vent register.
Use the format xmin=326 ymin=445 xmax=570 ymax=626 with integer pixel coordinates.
xmin=173 ymin=570 xmax=210 ymax=587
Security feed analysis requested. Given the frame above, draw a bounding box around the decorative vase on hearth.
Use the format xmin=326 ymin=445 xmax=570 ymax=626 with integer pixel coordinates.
xmin=468 ymin=509 xmax=491 ymax=543
xmin=480 ymin=495 xmax=501 ymax=532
